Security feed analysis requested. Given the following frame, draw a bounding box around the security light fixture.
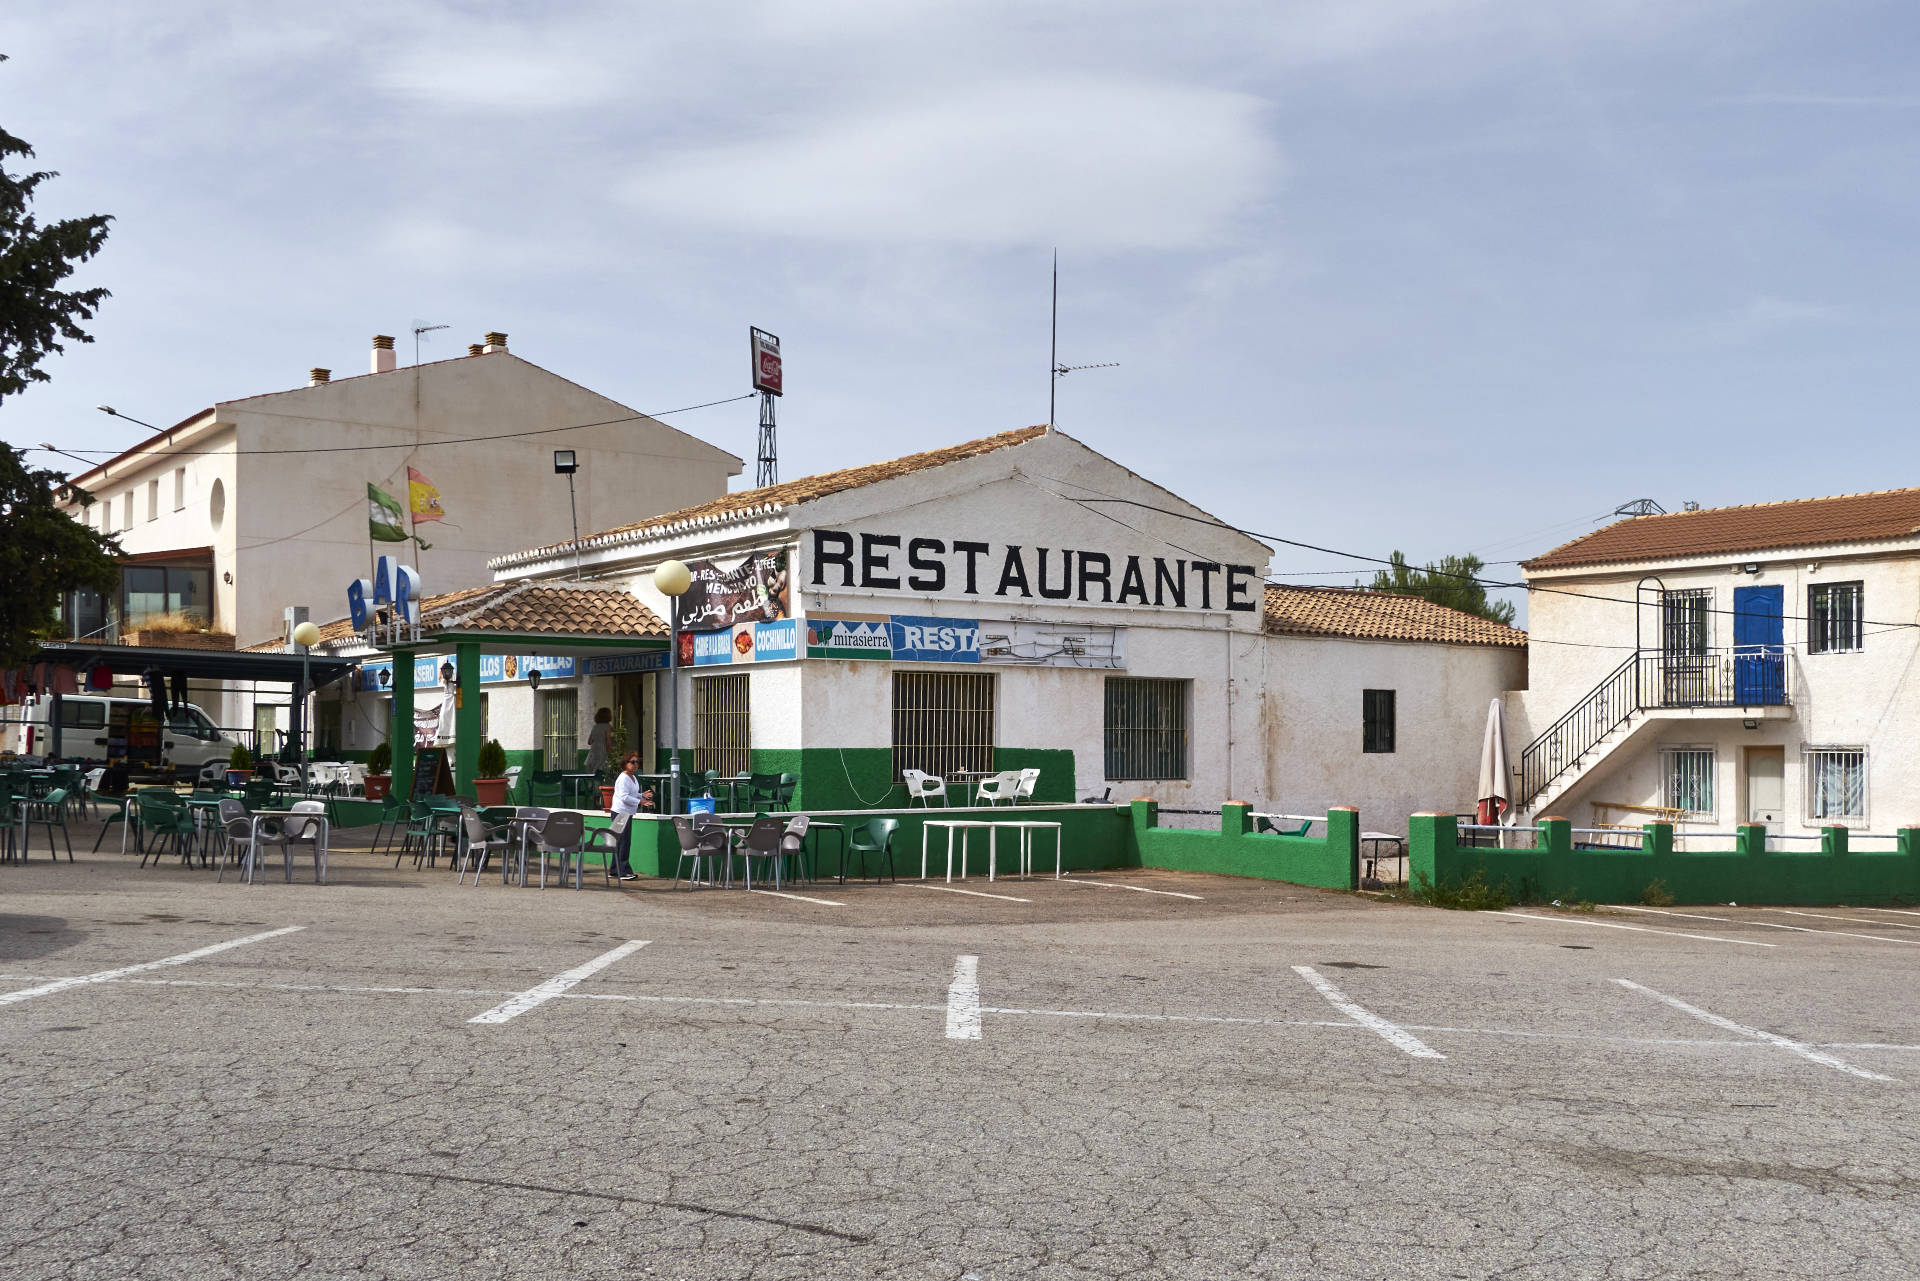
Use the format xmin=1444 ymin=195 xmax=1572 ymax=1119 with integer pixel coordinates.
xmin=440 ymin=660 xmax=456 ymax=684
xmin=528 ymin=668 xmax=543 ymax=691
xmin=555 ymin=450 xmax=582 ymax=578
xmin=552 ymin=450 xmax=578 ymax=475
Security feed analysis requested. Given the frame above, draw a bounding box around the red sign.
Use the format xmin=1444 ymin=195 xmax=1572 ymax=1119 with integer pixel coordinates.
xmin=750 ymin=326 xmax=782 ymax=396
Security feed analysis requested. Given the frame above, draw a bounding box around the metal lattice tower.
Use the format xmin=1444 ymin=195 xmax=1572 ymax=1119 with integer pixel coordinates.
xmin=756 ymin=390 xmax=778 ymax=487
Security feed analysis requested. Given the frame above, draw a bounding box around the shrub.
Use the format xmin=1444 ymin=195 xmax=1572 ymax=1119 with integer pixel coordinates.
xmin=1639 ymin=879 xmax=1675 ymax=907
xmin=228 ymin=742 xmax=253 ymax=770
xmin=1408 ymin=869 xmax=1512 ymax=911
xmin=477 ymin=739 xmax=508 ymax=778
xmin=366 ymin=741 xmax=392 ymax=775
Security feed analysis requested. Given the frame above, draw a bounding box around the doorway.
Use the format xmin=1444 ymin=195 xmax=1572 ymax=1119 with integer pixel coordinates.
xmin=1744 ymin=746 xmax=1785 ymax=829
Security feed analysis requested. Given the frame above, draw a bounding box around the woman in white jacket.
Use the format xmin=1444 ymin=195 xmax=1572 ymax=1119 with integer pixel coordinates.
xmin=609 ymin=751 xmax=653 ymax=881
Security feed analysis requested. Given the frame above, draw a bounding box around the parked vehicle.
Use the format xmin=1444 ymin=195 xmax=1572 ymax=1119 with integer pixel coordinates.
xmin=10 ymin=695 xmax=244 ymax=778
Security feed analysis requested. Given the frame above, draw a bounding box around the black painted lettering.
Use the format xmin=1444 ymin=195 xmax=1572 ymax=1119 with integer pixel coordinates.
xmin=1117 ymin=556 xmax=1149 ymax=605
xmin=1035 ymin=547 xmax=1073 ymax=600
xmin=907 ymin=538 xmax=947 ymax=592
xmin=1153 ymin=557 xmax=1186 ymax=608
xmin=1077 ymin=551 xmax=1112 ymax=603
xmin=996 ymin=546 xmax=1032 ymax=598
xmin=1225 ymin=564 xmax=1258 ymax=612
xmin=861 ymin=533 xmax=902 ymax=589
xmin=1191 ymin=561 xmax=1221 ymax=610
xmin=812 ymin=530 xmax=855 ymax=587
xmin=952 ymin=541 xmax=989 ymax=594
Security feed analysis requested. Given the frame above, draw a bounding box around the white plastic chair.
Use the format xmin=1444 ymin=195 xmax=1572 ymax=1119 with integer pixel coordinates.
xmin=1013 ymin=768 xmax=1040 ymax=804
xmin=975 ymin=771 xmax=1022 ymax=806
xmin=902 ymin=769 xmax=948 ymax=807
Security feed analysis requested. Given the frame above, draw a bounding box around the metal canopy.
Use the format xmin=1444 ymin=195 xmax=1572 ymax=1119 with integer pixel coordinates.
xmin=34 ymin=641 xmax=358 ymax=688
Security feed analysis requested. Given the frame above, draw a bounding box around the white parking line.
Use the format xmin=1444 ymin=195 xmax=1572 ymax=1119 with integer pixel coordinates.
xmin=1495 ymin=911 xmax=1774 ymax=947
xmin=749 ymin=889 xmax=846 ymax=907
xmin=0 ymin=927 xmax=306 ymax=1008
xmin=469 ymin=941 xmax=649 ymax=1025
xmin=907 ymin=883 xmax=1032 ymax=903
xmin=1863 ymin=907 xmax=1920 ymax=919
xmin=1063 ymin=879 xmax=1203 ymax=901
xmin=1615 ymin=905 xmax=1919 ymax=947
xmin=1293 ymin=964 xmax=1443 ymax=1059
xmin=1613 ymin=978 xmax=1893 ymax=1082
xmin=946 ymin=955 xmax=981 ymax=1040
xmin=1770 ymin=908 xmax=1920 ymax=937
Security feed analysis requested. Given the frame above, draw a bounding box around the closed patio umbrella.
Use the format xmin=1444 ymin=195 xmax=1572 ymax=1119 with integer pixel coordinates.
xmin=1476 ymin=698 xmax=1511 ymax=826
xmin=434 ymin=681 xmax=457 ymax=746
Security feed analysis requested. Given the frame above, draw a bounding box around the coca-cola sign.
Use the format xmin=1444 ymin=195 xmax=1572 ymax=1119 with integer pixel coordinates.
xmin=750 ymin=326 xmax=782 ymax=396
xmin=679 ymin=549 xmax=791 ymax=632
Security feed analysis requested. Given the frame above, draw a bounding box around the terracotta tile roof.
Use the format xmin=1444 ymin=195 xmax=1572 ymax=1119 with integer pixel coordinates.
xmin=1523 ymin=485 xmax=1920 ymax=572
xmin=1263 ymin=584 xmax=1528 ymax=649
xmin=246 ymin=582 xmax=664 ymax=651
xmin=496 ymin=425 xmax=1049 ymax=566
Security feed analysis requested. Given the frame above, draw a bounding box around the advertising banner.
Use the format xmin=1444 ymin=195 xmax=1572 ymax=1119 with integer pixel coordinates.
xmin=358 ymin=654 xmax=578 ymax=691
xmin=887 ymin=616 xmax=981 ymax=664
xmin=750 ymin=326 xmax=782 ymax=396
xmin=805 ymin=616 xmax=893 ymax=660
xmin=751 ymin=618 xmax=799 ymax=662
xmin=691 ymin=630 xmax=737 ymax=666
xmin=681 ymin=549 xmax=791 ymax=633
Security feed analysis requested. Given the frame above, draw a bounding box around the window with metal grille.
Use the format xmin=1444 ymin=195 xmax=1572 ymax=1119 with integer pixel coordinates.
xmin=1661 ymin=747 xmax=1714 ymax=816
xmin=1104 ymin=678 xmax=1188 ymax=780
xmin=1808 ymin=582 xmax=1863 ymax=654
xmin=892 ymin=671 xmax=994 ymax=782
xmin=693 ymin=673 xmax=751 ymax=776
xmin=539 ymin=689 xmax=578 ymax=771
xmin=1362 ymin=689 xmax=1396 ymax=754
xmin=1805 ymin=747 xmax=1867 ymax=823
xmin=1661 ymin=589 xmax=1711 ymax=654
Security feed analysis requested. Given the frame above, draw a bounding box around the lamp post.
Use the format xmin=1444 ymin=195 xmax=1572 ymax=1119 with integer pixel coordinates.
xmin=554 ymin=450 xmax=581 ymax=579
xmin=652 ymin=559 xmax=692 ymax=813
xmin=292 ymin=620 xmax=322 ymax=762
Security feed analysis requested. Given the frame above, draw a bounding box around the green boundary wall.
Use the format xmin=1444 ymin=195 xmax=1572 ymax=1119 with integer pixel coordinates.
xmin=1129 ymin=800 xmax=1359 ymax=890
xmin=1410 ymin=813 xmax=1920 ymax=906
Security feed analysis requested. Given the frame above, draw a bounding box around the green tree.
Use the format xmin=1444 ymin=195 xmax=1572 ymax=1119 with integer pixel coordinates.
xmin=1365 ymin=550 xmax=1517 ymax=625
xmin=0 ymin=77 xmax=121 ymax=664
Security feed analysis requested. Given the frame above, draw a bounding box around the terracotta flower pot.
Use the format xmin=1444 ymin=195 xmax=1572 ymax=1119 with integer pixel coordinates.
xmin=599 ymin=784 xmax=616 ymax=811
xmin=474 ymin=777 xmax=510 ymax=807
xmin=363 ymin=774 xmax=391 ymax=801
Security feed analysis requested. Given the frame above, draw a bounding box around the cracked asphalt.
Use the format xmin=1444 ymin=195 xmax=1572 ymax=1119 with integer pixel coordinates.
xmin=3 ymin=824 xmax=1918 ymax=1279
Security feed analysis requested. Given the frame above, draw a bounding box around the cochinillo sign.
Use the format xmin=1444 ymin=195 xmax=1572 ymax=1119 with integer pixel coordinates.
xmin=809 ymin=531 xmax=1260 ymax=612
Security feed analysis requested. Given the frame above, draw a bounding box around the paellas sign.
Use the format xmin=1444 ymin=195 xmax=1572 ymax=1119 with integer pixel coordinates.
xmin=357 ymin=654 xmax=579 ymax=691
xmin=809 ymin=531 xmax=1260 ymax=612
xmin=680 ymin=549 xmax=791 ymax=633
xmin=683 ymin=619 xmax=801 ymax=667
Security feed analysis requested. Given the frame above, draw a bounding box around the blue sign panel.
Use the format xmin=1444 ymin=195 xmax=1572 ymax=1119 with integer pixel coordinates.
xmin=583 ymin=650 xmax=671 ymax=676
xmin=752 ymin=619 xmax=799 ymax=663
xmin=887 ymin=616 xmax=981 ymax=664
xmin=691 ymin=631 xmax=736 ymax=666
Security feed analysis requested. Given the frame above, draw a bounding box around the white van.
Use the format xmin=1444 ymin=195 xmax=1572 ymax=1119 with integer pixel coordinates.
xmin=14 ymin=695 xmax=244 ymax=777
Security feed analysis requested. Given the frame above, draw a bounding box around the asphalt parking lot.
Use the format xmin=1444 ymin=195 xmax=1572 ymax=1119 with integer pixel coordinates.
xmin=4 ymin=824 xmax=1919 ymax=1279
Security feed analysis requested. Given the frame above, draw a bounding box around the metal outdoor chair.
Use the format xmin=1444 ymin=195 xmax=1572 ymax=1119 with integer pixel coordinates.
xmin=671 ymin=815 xmax=728 ymax=889
xmin=737 ymin=815 xmax=787 ymax=890
xmin=902 ymin=769 xmax=948 ymax=807
xmin=846 ymin=818 xmax=899 ymax=883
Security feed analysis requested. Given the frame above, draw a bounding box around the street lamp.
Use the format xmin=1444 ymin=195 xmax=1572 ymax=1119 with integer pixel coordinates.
xmin=652 ymin=559 xmax=692 ymax=813
xmin=292 ymin=620 xmax=322 ymax=762
xmin=554 ymin=449 xmax=581 ymax=580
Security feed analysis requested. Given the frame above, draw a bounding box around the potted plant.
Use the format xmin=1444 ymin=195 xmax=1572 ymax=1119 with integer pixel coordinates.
xmin=363 ymin=741 xmax=393 ymax=801
xmin=225 ymin=742 xmax=254 ymax=789
xmin=474 ymin=739 xmax=511 ymax=807
xmin=598 ymin=715 xmax=631 ymax=810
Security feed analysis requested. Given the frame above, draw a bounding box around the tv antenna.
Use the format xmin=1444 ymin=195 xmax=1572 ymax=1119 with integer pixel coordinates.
xmin=412 ymin=322 xmax=450 ymax=365
xmin=1049 ymin=251 xmax=1118 ymax=428
xmin=1611 ymin=498 xmax=1667 ymax=518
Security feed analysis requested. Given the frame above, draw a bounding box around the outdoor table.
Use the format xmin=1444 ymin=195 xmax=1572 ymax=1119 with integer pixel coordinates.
xmin=559 ymin=772 xmax=599 ymax=807
xmin=945 ymin=770 xmax=997 ymax=806
xmin=921 ymin=819 xmax=998 ymax=883
xmin=244 ymin=809 xmax=329 ymax=885
xmin=993 ymin=820 xmax=1063 ymax=879
xmin=1361 ymin=832 xmax=1406 ymax=885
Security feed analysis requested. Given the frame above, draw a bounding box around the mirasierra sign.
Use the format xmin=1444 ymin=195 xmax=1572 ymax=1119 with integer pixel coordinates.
xmin=809 ymin=530 xmax=1259 ymax=612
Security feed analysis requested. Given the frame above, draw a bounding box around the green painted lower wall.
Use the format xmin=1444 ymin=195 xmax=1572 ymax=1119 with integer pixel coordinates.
xmin=1130 ymin=801 xmax=1359 ymax=890
xmin=1411 ymin=814 xmax=1920 ymax=906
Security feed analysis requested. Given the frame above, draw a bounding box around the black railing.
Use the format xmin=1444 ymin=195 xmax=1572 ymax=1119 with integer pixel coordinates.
xmin=1519 ymin=647 xmax=1789 ymax=809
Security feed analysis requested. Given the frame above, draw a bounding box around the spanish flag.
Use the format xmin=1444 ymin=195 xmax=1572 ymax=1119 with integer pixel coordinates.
xmin=407 ymin=467 xmax=445 ymax=525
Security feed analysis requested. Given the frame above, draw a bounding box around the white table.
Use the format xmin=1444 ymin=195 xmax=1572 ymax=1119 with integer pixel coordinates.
xmin=993 ymin=820 xmax=1063 ymax=879
xmin=921 ymin=819 xmax=998 ymax=882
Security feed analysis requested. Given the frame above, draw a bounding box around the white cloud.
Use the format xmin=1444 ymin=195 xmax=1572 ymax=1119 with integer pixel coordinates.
xmin=622 ymin=78 xmax=1279 ymax=251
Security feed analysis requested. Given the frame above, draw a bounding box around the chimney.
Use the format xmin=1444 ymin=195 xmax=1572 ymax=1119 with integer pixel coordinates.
xmin=482 ymin=331 xmax=509 ymax=353
xmin=467 ymin=343 xmax=483 ymax=356
xmin=309 ymin=367 xmax=331 ymax=386
xmin=371 ymin=334 xmax=396 ymax=374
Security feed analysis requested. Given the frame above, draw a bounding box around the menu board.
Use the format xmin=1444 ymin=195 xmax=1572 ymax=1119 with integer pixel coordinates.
xmin=411 ymin=747 xmax=454 ymax=800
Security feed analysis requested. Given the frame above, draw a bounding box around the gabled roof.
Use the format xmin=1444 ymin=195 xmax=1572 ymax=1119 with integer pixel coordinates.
xmin=1263 ymin=584 xmax=1528 ymax=649
xmin=1522 ymin=485 xmax=1920 ymax=572
xmin=493 ymin=425 xmax=1049 ymax=568
xmin=247 ymin=582 xmax=665 ymax=653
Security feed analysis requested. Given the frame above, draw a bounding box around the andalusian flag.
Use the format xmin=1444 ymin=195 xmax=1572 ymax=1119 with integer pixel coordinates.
xmin=407 ymin=467 xmax=445 ymax=525
xmin=368 ymin=482 xmax=407 ymax=542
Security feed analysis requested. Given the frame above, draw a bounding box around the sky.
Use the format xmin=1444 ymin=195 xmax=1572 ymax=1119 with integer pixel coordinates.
xmin=6 ymin=1 xmax=1919 ymax=623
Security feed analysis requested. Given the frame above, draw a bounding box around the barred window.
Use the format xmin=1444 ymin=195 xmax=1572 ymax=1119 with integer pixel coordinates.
xmin=1808 ymin=582 xmax=1863 ymax=654
xmin=1362 ymin=689 xmax=1396 ymax=754
xmin=1104 ymin=678 xmax=1188 ymax=780
xmin=539 ymin=688 xmax=578 ymax=771
xmin=1661 ymin=748 xmax=1714 ymax=816
xmin=1661 ymin=589 xmax=1711 ymax=655
xmin=693 ymin=673 xmax=751 ymax=776
xmin=1805 ymin=747 xmax=1867 ymax=823
xmin=892 ymin=671 xmax=994 ymax=783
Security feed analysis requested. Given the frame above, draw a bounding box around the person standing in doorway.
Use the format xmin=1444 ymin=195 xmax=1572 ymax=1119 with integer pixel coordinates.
xmin=586 ymin=706 xmax=612 ymax=776
xmin=611 ymin=751 xmax=646 ymax=881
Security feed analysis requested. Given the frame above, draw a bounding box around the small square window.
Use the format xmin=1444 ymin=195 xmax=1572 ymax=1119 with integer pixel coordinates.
xmin=1805 ymin=747 xmax=1867 ymax=823
xmin=1362 ymin=689 xmax=1396 ymax=754
xmin=1807 ymin=582 xmax=1863 ymax=654
xmin=1661 ymin=748 xmax=1715 ymax=817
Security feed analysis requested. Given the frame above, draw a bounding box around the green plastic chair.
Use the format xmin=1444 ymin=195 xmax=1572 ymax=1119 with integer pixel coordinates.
xmin=845 ymin=818 xmax=898 ymax=883
xmin=1256 ymin=816 xmax=1313 ymax=837
xmin=527 ymin=770 xmax=566 ymax=807
xmin=135 ymin=794 xmax=196 ymax=868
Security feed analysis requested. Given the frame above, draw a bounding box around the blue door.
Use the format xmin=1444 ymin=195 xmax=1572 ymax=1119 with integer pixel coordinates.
xmin=1732 ymin=585 xmax=1784 ymax=704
